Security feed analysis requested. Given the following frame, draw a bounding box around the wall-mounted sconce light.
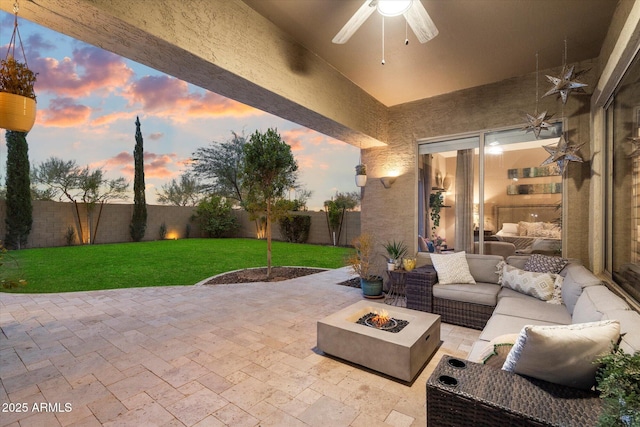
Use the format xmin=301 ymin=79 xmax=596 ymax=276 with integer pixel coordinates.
xmin=380 ymin=176 xmax=396 ymax=189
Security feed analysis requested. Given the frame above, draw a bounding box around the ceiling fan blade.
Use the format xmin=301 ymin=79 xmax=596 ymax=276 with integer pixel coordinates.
xmin=332 ymin=0 xmax=376 ymax=44
xmin=404 ymin=0 xmax=438 ymax=43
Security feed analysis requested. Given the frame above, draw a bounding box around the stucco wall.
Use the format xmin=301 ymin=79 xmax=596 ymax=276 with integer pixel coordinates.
xmin=0 ymin=200 xmax=359 ymax=248
xmin=360 ymin=59 xmax=598 ymax=267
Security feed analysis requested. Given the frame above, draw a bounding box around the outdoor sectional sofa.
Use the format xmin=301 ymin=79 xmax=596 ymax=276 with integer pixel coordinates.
xmin=407 ymin=252 xmax=640 ymax=426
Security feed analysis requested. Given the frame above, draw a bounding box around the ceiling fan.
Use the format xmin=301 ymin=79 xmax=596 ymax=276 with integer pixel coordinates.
xmin=332 ymin=0 xmax=438 ymax=45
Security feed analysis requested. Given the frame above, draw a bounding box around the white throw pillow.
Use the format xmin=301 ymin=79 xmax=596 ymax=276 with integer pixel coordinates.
xmin=501 ymin=264 xmax=555 ymax=301
xmin=430 ymin=251 xmax=476 ymax=285
xmin=502 ymin=320 xmax=620 ymax=390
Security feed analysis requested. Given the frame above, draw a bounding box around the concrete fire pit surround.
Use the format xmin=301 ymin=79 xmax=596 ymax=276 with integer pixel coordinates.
xmin=317 ymin=300 xmax=441 ymax=382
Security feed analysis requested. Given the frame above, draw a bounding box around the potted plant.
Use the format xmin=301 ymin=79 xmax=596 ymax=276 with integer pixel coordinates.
xmin=347 ymin=233 xmax=383 ymax=297
xmin=383 ymin=240 xmax=408 ymax=270
xmin=429 ymin=190 xmax=444 ymax=232
xmin=355 ymin=164 xmax=367 ymax=187
xmin=595 ymin=345 xmax=640 ymax=427
xmin=1 ymin=8 xmax=37 ymax=133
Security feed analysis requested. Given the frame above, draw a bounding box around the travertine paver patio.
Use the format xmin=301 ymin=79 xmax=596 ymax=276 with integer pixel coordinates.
xmin=0 ymin=268 xmax=480 ymax=427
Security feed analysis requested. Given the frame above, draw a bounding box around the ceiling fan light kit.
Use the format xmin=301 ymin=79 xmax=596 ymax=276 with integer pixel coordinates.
xmin=377 ymin=0 xmax=412 ymax=17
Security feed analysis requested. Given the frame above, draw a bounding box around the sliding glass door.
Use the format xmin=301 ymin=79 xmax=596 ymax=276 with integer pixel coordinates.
xmin=418 ymin=123 xmax=563 ymax=255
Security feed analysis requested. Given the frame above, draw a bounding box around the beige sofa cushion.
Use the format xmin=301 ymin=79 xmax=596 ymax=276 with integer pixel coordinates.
xmin=433 ymin=283 xmax=500 ymax=306
xmin=572 ymin=285 xmax=630 ymax=324
xmin=603 ymin=309 xmax=640 ymax=354
xmin=493 ymin=296 xmax=572 ymax=325
xmin=561 ymin=264 xmax=602 ymax=315
xmin=479 ymin=313 xmax=562 ymax=342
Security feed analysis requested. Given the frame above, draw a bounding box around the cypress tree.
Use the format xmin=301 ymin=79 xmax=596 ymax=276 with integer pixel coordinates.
xmin=4 ymin=131 xmax=33 ymax=249
xmin=130 ymin=116 xmax=147 ymax=241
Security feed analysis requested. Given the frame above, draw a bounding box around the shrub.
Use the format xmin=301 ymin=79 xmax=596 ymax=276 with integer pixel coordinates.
xmin=159 ymin=222 xmax=167 ymax=240
xmin=193 ymin=195 xmax=239 ymax=238
xmin=279 ymin=215 xmax=311 ymax=243
xmin=64 ymin=226 xmax=76 ymax=246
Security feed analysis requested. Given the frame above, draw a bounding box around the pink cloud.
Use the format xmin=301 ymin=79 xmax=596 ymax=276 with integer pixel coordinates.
xmin=281 ymin=128 xmax=331 ymax=151
xmin=148 ymin=132 xmax=163 ymax=140
xmin=32 ymin=46 xmax=134 ymax=98
xmin=40 ymin=97 xmax=92 ymax=127
xmin=91 ymin=111 xmax=135 ymax=127
xmin=95 ymin=151 xmax=180 ymax=180
xmin=124 ymin=75 xmax=260 ymax=121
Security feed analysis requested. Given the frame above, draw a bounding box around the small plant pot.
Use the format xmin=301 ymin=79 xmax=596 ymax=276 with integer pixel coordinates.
xmin=387 ymin=262 xmax=396 ymax=271
xmin=355 ymin=174 xmax=367 ymax=187
xmin=0 ymin=92 xmax=36 ymax=132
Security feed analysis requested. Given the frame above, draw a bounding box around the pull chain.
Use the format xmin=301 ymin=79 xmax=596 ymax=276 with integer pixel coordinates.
xmin=381 ymin=17 xmax=385 ymax=65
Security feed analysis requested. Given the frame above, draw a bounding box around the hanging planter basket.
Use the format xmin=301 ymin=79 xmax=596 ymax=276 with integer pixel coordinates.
xmin=0 ymin=92 xmax=36 ymax=132
xmin=355 ymin=164 xmax=367 ymax=187
xmin=1 ymin=2 xmax=37 ymax=133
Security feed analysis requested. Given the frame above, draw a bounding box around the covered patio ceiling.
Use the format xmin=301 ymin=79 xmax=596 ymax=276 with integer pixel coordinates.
xmin=0 ymin=0 xmax=619 ymax=147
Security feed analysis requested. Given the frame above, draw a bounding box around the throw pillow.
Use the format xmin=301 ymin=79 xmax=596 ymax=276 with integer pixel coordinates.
xmin=502 ymin=320 xmax=621 ymax=390
xmin=547 ymin=275 xmax=564 ymax=305
xmin=478 ymin=333 xmax=520 ymax=368
xmin=430 ymin=251 xmax=476 ymax=285
xmin=501 ymin=264 xmax=555 ymax=301
xmin=524 ymin=253 xmax=568 ymax=274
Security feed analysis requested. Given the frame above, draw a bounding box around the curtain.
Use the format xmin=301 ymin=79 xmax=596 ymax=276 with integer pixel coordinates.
xmin=421 ymin=155 xmax=433 ymax=237
xmin=455 ymin=149 xmax=474 ymax=253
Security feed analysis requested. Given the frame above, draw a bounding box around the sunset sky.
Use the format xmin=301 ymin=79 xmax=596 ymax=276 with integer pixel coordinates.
xmin=0 ymin=11 xmax=360 ymax=210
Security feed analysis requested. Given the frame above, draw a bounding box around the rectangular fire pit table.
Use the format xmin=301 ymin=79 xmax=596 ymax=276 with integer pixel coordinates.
xmin=317 ymin=300 xmax=441 ymax=382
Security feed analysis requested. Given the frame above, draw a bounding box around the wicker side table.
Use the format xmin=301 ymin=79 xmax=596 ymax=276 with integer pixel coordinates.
xmin=426 ymin=355 xmax=602 ymax=427
xmin=405 ymin=265 xmax=437 ymax=313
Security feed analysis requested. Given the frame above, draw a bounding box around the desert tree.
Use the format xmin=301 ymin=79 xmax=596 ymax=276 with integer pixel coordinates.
xmin=242 ymin=128 xmax=298 ymax=278
xmin=32 ymin=157 xmax=129 ymax=244
xmin=324 ymin=191 xmax=360 ymax=245
xmin=130 ymin=116 xmax=147 ymax=241
xmin=191 ymin=131 xmax=246 ymax=204
xmin=4 ymin=131 xmax=32 ymax=249
xmin=156 ymin=173 xmax=204 ymax=206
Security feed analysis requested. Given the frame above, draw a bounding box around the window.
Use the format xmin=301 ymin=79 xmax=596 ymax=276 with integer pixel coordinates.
xmin=606 ymin=51 xmax=640 ymax=301
xmin=418 ymin=123 xmax=563 ymax=255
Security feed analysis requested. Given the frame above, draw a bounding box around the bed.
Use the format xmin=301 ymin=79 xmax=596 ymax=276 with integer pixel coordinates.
xmin=492 ymin=205 xmax=562 ymax=254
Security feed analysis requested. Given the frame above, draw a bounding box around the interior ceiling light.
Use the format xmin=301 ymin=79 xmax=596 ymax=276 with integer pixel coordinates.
xmin=377 ymin=0 xmax=412 ymax=17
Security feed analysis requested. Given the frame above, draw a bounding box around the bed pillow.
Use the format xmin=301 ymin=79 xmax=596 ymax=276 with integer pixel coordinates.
xmin=502 ymin=320 xmax=620 ymax=390
xmin=524 ymin=253 xmax=568 ymax=274
xmin=501 ymin=223 xmax=519 ymax=235
xmin=430 ymin=251 xmax=476 ymax=285
xmin=501 ymin=264 xmax=555 ymax=301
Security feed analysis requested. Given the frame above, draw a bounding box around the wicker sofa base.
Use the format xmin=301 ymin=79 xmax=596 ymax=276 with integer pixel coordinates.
xmin=427 ymin=356 xmax=602 ymax=427
xmin=432 ymin=298 xmax=494 ymax=330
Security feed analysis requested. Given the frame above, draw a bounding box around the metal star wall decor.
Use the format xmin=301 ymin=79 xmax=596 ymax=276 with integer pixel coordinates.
xmin=543 ymin=65 xmax=589 ymax=104
xmin=540 ymin=134 xmax=584 ymax=174
xmin=522 ymin=110 xmax=554 ymax=138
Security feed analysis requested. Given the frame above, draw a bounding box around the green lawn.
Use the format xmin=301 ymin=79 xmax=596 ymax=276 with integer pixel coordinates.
xmin=0 ymin=238 xmax=352 ymax=294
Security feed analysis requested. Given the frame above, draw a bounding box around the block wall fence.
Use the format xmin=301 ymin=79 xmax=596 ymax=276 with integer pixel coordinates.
xmin=0 ymin=200 xmax=360 ymax=248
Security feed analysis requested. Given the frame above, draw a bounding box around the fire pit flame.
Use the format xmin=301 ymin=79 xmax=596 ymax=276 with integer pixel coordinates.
xmin=371 ymin=310 xmax=391 ymax=328
xmin=364 ymin=310 xmax=399 ymax=330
